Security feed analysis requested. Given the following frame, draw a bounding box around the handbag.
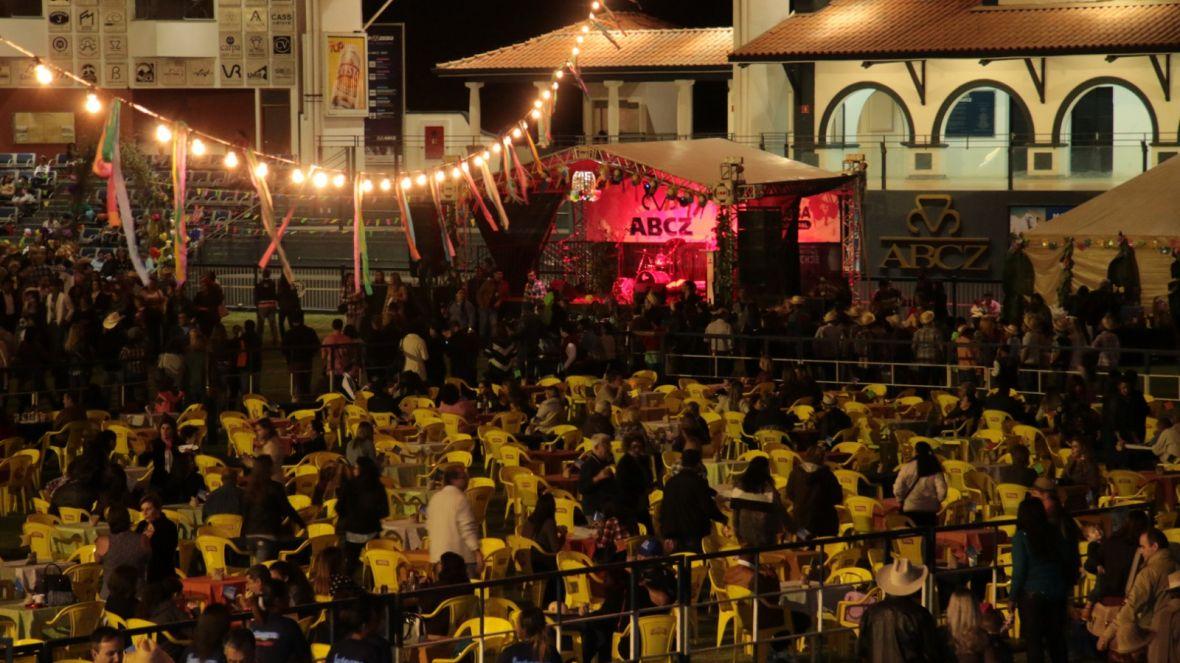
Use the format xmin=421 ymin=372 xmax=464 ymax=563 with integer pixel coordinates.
xmin=1089 ymin=549 xmax=1141 ymax=638
xmin=35 ymin=564 xmax=75 ymax=607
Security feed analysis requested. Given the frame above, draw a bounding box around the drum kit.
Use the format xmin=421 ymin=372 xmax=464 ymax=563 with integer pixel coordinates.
xmin=615 ymin=240 xmax=687 ymax=304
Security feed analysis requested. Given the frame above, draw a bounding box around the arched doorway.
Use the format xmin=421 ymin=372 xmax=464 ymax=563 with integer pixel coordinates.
xmin=933 ymin=81 xmax=1033 ymax=184
xmin=1055 ymin=79 xmax=1156 ymax=180
xmin=819 ymin=84 xmax=914 ymax=188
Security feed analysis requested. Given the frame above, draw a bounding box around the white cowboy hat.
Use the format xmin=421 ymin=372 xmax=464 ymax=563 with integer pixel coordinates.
xmin=875 ymin=558 xmax=927 ymax=597
xmin=102 ymin=311 xmax=123 ymax=330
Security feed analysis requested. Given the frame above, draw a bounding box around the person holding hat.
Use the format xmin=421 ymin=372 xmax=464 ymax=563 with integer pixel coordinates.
xmin=857 ymin=558 xmax=946 ymax=661
xmin=1146 ymin=570 xmax=1180 ymax=663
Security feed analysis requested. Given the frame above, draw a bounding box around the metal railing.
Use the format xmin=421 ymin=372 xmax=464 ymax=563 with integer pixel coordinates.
xmin=0 ymin=502 xmax=1149 ymax=663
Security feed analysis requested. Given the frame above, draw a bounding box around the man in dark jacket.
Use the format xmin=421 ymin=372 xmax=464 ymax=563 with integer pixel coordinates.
xmin=658 ymin=448 xmax=725 ymax=552
xmin=578 ymin=434 xmax=620 ymax=518
xmin=136 ymin=494 xmax=179 ymax=583
xmin=282 ymin=313 xmax=319 ymax=401
xmin=857 ymin=559 xmax=946 ymax=662
xmin=203 ymin=468 xmax=243 ymax=520
xmin=785 ymin=444 xmax=843 ymax=537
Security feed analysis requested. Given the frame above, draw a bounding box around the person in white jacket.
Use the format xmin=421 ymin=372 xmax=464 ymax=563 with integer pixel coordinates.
xmin=425 ymin=466 xmax=484 ymax=575
xmin=892 ymin=441 xmax=948 ymax=530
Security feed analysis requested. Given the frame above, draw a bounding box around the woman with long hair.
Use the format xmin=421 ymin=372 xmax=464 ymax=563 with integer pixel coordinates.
xmin=268 ymin=560 xmax=316 ymax=608
xmin=181 ymin=603 xmax=232 ymax=663
xmin=496 ymin=606 xmax=561 ymax=663
xmin=309 ymin=546 xmax=361 ymax=599
xmin=731 ymin=455 xmax=789 ymax=547
xmin=1010 ymin=498 xmax=1070 ymax=663
xmin=336 ymin=457 xmax=389 ymax=572
xmin=942 ymin=588 xmax=1002 ymax=663
xmin=241 ymin=456 xmax=305 ymax=562
xmin=892 ymin=441 xmax=948 ymax=529
xmin=345 ymin=421 xmax=377 ymax=466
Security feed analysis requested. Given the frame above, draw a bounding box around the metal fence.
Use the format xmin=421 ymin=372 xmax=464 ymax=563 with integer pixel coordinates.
xmin=0 ymin=502 xmax=1148 ymax=663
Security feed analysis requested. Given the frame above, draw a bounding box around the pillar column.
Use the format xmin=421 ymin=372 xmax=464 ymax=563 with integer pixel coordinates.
xmin=675 ymin=79 xmax=694 ymax=140
xmin=533 ymin=81 xmax=552 ymax=147
xmin=582 ymin=91 xmax=594 ymax=141
xmin=604 ymin=80 xmax=622 ymax=143
xmin=727 ymin=78 xmax=735 ymax=136
xmin=465 ymin=82 xmax=484 ymax=140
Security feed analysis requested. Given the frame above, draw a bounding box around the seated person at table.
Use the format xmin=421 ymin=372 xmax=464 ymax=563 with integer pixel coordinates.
xmin=942 ymin=382 xmax=982 ymax=434
xmin=1060 ymin=438 xmax=1103 ymax=499
xmin=597 ymin=372 xmax=633 ymax=408
xmin=724 ymin=552 xmax=804 ymax=654
xmin=249 ymin=578 xmax=312 ymax=663
xmin=416 ymin=552 xmax=474 ymax=662
xmin=135 ymin=576 xmax=192 ymax=658
xmin=90 ymin=626 xmax=123 ymax=663
xmin=521 ymin=387 xmax=566 ymax=448
xmin=182 ymin=603 xmax=233 ymax=663
xmin=659 ymin=448 xmax=726 ymax=553
xmin=364 ymin=377 xmax=397 ymax=414
xmin=982 ymin=379 xmax=1026 ymax=421
xmin=730 ymin=456 xmax=789 ymax=548
xmin=497 ymin=606 xmax=563 ymax=663
xmin=310 ymin=546 xmax=363 ymax=599
xmin=103 ymin=565 xmax=140 ymax=619
xmin=577 ymin=554 xmax=675 ymax=663
xmin=786 ymin=444 xmax=843 ymax=538
xmin=49 ymin=458 xmax=100 ymax=511
xmin=474 ymin=379 xmax=506 ymax=413
xmin=523 ymin=492 xmax=564 ymax=559
xmin=814 ymin=394 xmax=853 ymax=441
xmin=345 ymin=421 xmax=378 ymax=466
xmin=79 ymin=431 xmax=128 ymax=511
xmin=997 ymin=444 xmax=1038 ymax=487
xmin=241 ymin=456 xmax=306 ymax=562
xmin=203 ymin=468 xmax=243 ymax=519
xmin=268 ymin=560 xmax=316 ymax=608
xmin=743 ymin=395 xmax=792 ymax=437
xmin=138 ymin=416 xmax=179 ymax=468
xmin=235 ymin=564 xmax=272 ymax=612
xmin=582 ymin=399 xmax=615 ymax=439
xmin=678 ymin=401 xmax=710 ymax=445
xmin=436 ymin=382 xmax=477 ymax=434
xmin=253 ymin=418 xmax=289 ymax=480
xmin=53 ymin=391 xmax=86 ymax=428
xmin=578 ymin=434 xmax=620 ymax=518
xmin=326 ymin=596 xmax=393 ymax=663
xmin=136 ymin=494 xmax=179 ymax=582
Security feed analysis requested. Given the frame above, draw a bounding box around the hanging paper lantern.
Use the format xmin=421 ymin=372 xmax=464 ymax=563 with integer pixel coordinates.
xmin=630 ymin=172 xmax=641 ymax=186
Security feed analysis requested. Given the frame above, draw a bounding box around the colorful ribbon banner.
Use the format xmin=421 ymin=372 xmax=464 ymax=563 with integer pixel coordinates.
xmin=478 ymin=160 xmax=510 ymax=230
xmin=244 ymin=151 xmax=296 ymax=287
xmin=170 ymin=123 xmax=189 ymax=286
xmin=428 ymin=176 xmax=455 ymax=262
xmin=461 ymin=165 xmax=498 ymax=232
xmin=394 ymin=184 xmax=421 ymax=262
xmin=352 ymin=177 xmax=372 ymax=294
xmin=91 ymin=101 xmax=149 ymax=285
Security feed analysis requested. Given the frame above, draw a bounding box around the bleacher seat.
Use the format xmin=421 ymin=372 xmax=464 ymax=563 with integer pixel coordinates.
xmin=0 ymin=153 xmax=15 ymax=168
xmin=16 ymin=153 xmax=35 ymax=167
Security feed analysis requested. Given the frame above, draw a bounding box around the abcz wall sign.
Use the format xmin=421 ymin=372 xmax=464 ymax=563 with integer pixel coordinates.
xmin=879 ymin=194 xmax=989 ymax=271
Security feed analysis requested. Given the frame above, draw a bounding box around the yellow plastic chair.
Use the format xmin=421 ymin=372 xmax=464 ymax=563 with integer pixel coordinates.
xmin=57 ymin=507 xmax=91 ymax=525
xmin=510 ymin=472 xmax=549 ymax=519
xmin=63 ymin=563 xmax=103 ymax=601
xmin=466 ymin=482 xmax=495 ymax=535
xmin=0 ymin=454 xmax=32 ymax=515
xmin=995 ymin=483 xmax=1028 ymax=516
xmin=229 ymin=430 xmax=256 ymax=458
xmin=205 ymin=514 xmax=244 ymax=538
xmin=40 ymin=601 xmax=104 ymax=640
xmin=612 ymin=613 xmax=676 ymax=659
xmin=22 ymin=521 xmax=58 ymax=560
xmin=833 ymin=469 xmax=871 ymax=499
xmin=66 ymin=544 xmax=96 ymax=565
xmin=553 ymin=497 xmax=581 ymax=531
xmin=559 ymin=559 xmax=603 ymax=612
xmin=981 ymin=409 xmax=1012 ymax=431
xmin=311 ymin=643 xmax=331 ymax=663
xmin=844 ymin=496 xmax=883 ymax=534
xmin=195 ymin=535 xmax=251 ymax=575
xmin=431 ymin=617 xmax=516 ymax=663
xmin=362 ymin=548 xmax=409 ymax=593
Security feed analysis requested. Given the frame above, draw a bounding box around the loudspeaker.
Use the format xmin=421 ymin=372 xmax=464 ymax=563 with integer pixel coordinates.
xmin=737 ymin=207 xmax=785 ymax=294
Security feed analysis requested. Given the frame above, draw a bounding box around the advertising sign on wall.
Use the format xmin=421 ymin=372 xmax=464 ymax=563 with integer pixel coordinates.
xmin=582 ymin=178 xmax=719 ymax=244
xmin=797 ymin=191 xmax=841 ymax=243
xmin=365 ymin=23 xmax=405 ymax=159
xmin=325 ymin=34 xmax=368 ymax=116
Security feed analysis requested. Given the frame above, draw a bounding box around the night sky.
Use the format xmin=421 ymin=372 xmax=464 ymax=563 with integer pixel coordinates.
xmin=362 ymin=0 xmax=734 ymax=135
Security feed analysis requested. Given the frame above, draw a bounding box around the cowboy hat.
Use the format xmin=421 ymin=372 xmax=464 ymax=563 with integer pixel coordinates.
xmin=970 ymin=305 xmax=984 ymax=319
xmin=789 ymin=295 xmax=806 ymax=305
xmin=876 ymin=558 xmax=927 ymax=597
xmin=823 ymin=310 xmax=838 ymax=323
xmin=919 ymin=310 xmax=935 ymax=325
xmin=1031 ymin=476 xmax=1056 ymax=493
xmin=1101 ymin=315 xmax=1118 ymax=331
xmin=858 ymin=312 xmax=876 ymax=326
xmin=102 ymin=311 xmax=123 ymax=330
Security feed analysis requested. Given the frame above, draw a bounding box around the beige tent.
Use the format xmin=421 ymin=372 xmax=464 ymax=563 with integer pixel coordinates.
xmin=1025 ymin=155 xmax=1180 ymax=306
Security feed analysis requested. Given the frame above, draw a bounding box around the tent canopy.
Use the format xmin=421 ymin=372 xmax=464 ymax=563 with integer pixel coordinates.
xmin=557 ymin=138 xmax=851 ymax=195
xmin=1026 ymin=155 xmax=1180 ymax=240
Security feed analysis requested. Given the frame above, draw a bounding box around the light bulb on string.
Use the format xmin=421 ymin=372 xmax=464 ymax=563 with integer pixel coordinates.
xmin=434 ymin=170 xmax=445 ymax=183
xmin=34 ymin=64 xmax=52 ymax=85
xmin=482 ymin=150 xmax=491 ymax=161
xmin=551 ymin=81 xmax=559 ymax=90
xmin=555 ymin=69 xmax=564 ymax=79
xmin=155 ymin=124 xmax=172 ymax=143
xmin=190 ymin=138 xmax=206 ymax=156
xmin=362 ymin=179 xmax=374 ymax=193
xmin=492 ymin=143 xmax=502 ymax=154
xmin=312 ymin=171 xmax=328 ymax=188
xmin=332 ymin=173 xmax=346 ymax=188
xmin=452 ymin=166 xmax=463 ymax=179
xmin=415 ymin=173 xmax=427 ymax=187
xmin=591 ymin=1 xmax=601 ymax=10
xmin=253 ymin=162 xmax=269 ymax=178
xmin=461 ymin=162 xmax=470 ymax=173
xmin=541 ymin=89 xmax=551 ymax=100
xmin=503 ymin=135 xmax=513 ymax=145
xmin=291 ymin=168 xmax=305 ymax=184
xmin=581 ymin=25 xmax=590 ymax=34
xmin=512 ymin=128 xmax=522 ymax=139
xmin=571 ymin=46 xmax=580 ymax=56
xmin=400 ymin=176 xmax=412 ymax=190
xmin=379 ymin=178 xmax=392 ymax=191
xmin=531 ymin=109 xmax=542 ymax=120
xmin=576 ymin=35 xmax=584 ymax=45
xmin=473 ymin=155 xmax=484 ymax=167
xmin=84 ymin=93 xmax=102 ymax=114
xmin=224 ymin=151 xmax=239 ymax=169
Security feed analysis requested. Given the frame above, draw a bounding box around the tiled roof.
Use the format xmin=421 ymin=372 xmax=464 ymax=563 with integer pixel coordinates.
xmin=732 ymin=0 xmax=1180 ymax=61
xmin=436 ymin=13 xmax=732 ymax=74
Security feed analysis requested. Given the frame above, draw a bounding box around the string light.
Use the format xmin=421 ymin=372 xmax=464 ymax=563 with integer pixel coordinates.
xmin=253 ymin=162 xmax=269 ymax=178
xmin=400 ymin=176 xmax=412 ymax=190
xmin=312 ymin=171 xmax=328 ymax=188
xmin=555 ymin=70 xmax=564 ymax=79
xmin=190 ymin=138 xmax=206 ymax=156
xmin=503 ymin=135 xmax=513 ymax=145
xmin=224 ymin=151 xmax=239 ymax=169
xmin=379 ymin=178 xmax=392 ymax=191
xmin=541 ymin=89 xmax=551 ymax=100
xmin=332 ymin=173 xmax=346 ymax=188
xmin=415 ymin=173 xmax=428 ymax=187
xmin=84 ymin=93 xmax=102 ymax=114
xmin=492 ymin=143 xmax=502 ymax=154
xmin=33 ymin=63 xmax=52 ymax=85
xmin=576 ymin=36 xmax=585 ymax=45
xmin=434 ymin=170 xmax=446 ymax=183
xmin=155 ymin=124 xmax=172 ymax=143
xmin=512 ymin=128 xmax=522 ymax=139
xmin=362 ymin=179 xmax=374 ymax=192
xmin=571 ymin=46 xmax=580 ymax=56
xmin=451 ymin=167 xmax=462 ymax=180
xmin=531 ymin=109 xmax=542 ymax=120
xmin=581 ymin=25 xmax=590 ymax=34
xmin=291 ymin=168 xmax=305 ymax=184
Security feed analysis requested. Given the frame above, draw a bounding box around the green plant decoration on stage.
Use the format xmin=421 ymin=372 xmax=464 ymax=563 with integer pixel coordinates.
xmin=713 ymin=206 xmax=737 ymax=305
xmin=1001 ymin=238 xmax=1034 ymax=323
xmin=1056 ymin=237 xmax=1074 ymax=307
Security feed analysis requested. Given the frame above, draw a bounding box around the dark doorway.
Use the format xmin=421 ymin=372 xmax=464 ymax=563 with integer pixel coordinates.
xmin=1009 ymin=96 xmax=1031 ymax=174
xmin=1070 ymin=87 xmax=1113 ymax=175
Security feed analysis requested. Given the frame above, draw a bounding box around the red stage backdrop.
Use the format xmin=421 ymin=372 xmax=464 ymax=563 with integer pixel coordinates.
xmin=583 ymin=180 xmax=840 ymax=244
